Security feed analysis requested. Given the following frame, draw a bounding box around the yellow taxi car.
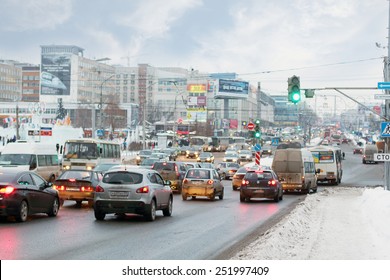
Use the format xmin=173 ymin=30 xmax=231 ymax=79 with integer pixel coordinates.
xmin=181 ymin=168 xmax=224 ymax=201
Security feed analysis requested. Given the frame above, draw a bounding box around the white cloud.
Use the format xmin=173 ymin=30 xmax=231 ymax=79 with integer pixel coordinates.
xmin=0 ymin=0 xmax=72 ymax=31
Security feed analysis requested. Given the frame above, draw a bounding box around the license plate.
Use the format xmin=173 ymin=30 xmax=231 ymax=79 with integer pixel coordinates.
xmin=254 ymin=190 xmax=264 ymax=193
xmin=110 ymin=191 xmax=129 ymax=198
xmin=66 ymin=187 xmax=80 ymax=191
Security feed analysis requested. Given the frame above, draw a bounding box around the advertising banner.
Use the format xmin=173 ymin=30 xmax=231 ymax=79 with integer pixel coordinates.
xmin=216 ymin=79 xmax=249 ymax=99
xmin=40 ymin=54 xmax=71 ymax=95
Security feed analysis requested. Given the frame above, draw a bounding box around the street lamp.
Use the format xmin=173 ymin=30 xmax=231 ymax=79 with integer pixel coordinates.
xmin=98 ymin=74 xmax=115 ymax=137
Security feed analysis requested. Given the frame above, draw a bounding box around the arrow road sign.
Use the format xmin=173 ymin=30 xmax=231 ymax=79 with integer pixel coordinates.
xmin=378 ymin=82 xmax=390 ymax=89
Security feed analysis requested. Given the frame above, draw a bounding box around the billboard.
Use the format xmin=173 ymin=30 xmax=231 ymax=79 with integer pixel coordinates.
xmin=40 ymin=54 xmax=71 ymax=95
xmin=216 ymin=79 xmax=249 ymax=99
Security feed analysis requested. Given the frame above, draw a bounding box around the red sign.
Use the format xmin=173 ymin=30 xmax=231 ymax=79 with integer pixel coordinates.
xmin=247 ymin=122 xmax=255 ymax=130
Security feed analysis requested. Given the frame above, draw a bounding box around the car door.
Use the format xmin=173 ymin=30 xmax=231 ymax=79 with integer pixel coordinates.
xmin=147 ymin=172 xmax=166 ymax=208
xmin=213 ymin=170 xmax=223 ymax=194
xmin=18 ymin=173 xmax=40 ymax=213
xmin=30 ymin=173 xmax=54 ymax=212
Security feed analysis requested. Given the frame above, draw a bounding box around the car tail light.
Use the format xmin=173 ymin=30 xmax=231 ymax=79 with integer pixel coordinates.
xmin=207 ymin=179 xmax=214 ymax=185
xmin=53 ymin=185 xmax=66 ymax=191
xmin=136 ymin=186 xmax=149 ymax=193
xmin=0 ymin=186 xmax=15 ymax=194
xmin=95 ymin=185 xmax=105 ymax=192
xmin=175 ymin=165 xmax=179 ymax=177
xmin=241 ymin=179 xmax=249 ymax=186
xmin=268 ymin=180 xmax=277 ymax=186
xmin=81 ymin=186 xmax=94 ymax=192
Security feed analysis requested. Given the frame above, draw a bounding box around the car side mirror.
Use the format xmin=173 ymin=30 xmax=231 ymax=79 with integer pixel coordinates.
xmin=164 ymin=180 xmax=171 ymax=186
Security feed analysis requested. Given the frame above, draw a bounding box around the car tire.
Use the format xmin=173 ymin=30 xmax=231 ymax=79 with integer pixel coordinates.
xmin=16 ymin=200 xmax=28 ymax=222
xmin=240 ymin=194 xmax=245 ymax=202
xmin=232 ymin=186 xmax=237 ymax=191
xmin=162 ymin=197 xmax=173 ymax=217
xmin=76 ymin=201 xmax=82 ymax=207
xmin=48 ymin=197 xmax=60 ymax=217
xmin=182 ymin=194 xmax=187 ymax=200
xmin=274 ymin=193 xmax=280 ymax=202
xmin=219 ymin=189 xmax=224 ymax=200
xmin=209 ymin=191 xmax=216 ymax=201
xmin=145 ymin=200 xmax=156 ymax=221
xmin=87 ymin=200 xmax=94 ymax=208
xmin=94 ymin=209 xmax=106 ymax=221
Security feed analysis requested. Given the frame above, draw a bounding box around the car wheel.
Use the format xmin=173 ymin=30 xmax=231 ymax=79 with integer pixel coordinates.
xmin=48 ymin=197 xmax=60 ymax=217
xmin=219 ymin=189 xmax=224 ymax=200
xmin=232 ymin=186 xmax=237 ymax=191
xmin=145 ymin=200 xmax=156 ymax=221
xmin=76 ymin=201 xmax=82 ymax=207
xmin=16 ymin=200 xmax=28 ymax=222
xmin=274 ymin=193 xmax=280 ymax=202
xmin=209 ymin=191 xmax=216 ymax=201
xmin=94 ymin=209 xmax=106 ymax=221
xmin=182 ymin=194 xmax=187 ymax=200
xmin=87 ymin=200 xmax=94 ymax=208
xmin=240 ymin=193 xmax=245 ymax=202
xmin=192 ymin=196 xmax=196 ymax=200
xmin=162 ymin=197 xmax=173 ymax=217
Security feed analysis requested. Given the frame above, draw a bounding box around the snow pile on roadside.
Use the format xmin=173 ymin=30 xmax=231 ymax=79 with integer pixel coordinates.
xmin=231 ymin=187 xmax=390 ymax=260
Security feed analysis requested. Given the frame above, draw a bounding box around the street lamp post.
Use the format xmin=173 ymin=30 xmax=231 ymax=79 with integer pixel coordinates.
xmin=98 ymin=74 xmax=115 ymax=138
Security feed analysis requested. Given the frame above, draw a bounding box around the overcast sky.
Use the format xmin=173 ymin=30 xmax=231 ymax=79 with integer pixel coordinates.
xmin=0 ymin=0 xmax=389 ymax=99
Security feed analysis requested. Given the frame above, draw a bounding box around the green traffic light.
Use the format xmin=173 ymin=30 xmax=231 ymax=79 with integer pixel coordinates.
xmin=291 ymin=91 xmax=301 ymax=103
xmin=255 ymin=131 xmax=261 ymax=138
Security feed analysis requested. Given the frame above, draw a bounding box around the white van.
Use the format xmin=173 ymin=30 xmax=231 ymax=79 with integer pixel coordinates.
xmin=271 ymin=148 xmax=318 ymax=194
xmin=0 ymin=142 xmax=60 ymax=182
xmin=363 ymin=144 xmax=378 ymax=164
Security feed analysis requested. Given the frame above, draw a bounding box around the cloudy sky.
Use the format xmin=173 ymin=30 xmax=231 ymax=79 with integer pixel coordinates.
xmin=0 ymin=0 xmax=388 ymax=99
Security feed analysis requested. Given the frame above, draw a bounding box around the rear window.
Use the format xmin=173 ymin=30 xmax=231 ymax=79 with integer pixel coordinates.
xmin=245 ymin=171 xmax=272 ymax=180
xmin=186 ymin=169 xmax=210 ymax=179
xmin=103 ymin=172 xmax=143 ymax=184
xmin=152 ymin=162 xmax=175 ymax=171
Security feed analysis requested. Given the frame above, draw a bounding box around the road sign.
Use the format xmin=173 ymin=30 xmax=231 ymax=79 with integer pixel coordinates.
xmin=374 ymin=94 xmax=390 ymax=100
xmin=378 ymin=82 xmax=390 ymax=89
xmin=254 ymin=143 xmax=261 ymax=151
xmin=374 ymin=153 xmax=390 ymax=161
xmin=381 ymin=122 xmax=390 ymax=137
xmin=247 ymin=122 xmax=255 ymax=130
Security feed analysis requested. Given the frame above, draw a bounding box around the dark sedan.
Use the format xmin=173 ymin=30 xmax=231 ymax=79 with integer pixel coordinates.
xmin=240 ymin=169 xmax=283 ymax=202
xmin=0 ymin=170 xmax=60 ymax=222
xmin=53 ymin=170 xmax=103 ymax=207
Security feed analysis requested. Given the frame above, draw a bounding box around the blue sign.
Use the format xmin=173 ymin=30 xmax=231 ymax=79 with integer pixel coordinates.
xmin=271 ymin=138 xmax=279 ymax=146
xmin=254 ymin=143 xmax=261 ymax=151
xmin=381 ymin=122 xmax=390 ymax=137
xmin=96 ymin=129 xmax=104 ymax=137
xmin=378 ymin=82 xmax=390 ymax=90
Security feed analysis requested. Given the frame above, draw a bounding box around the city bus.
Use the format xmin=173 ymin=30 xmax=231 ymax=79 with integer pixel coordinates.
xmin=308 ymin=145 xmax=343 ymax=185
xmin=62 ymin=138 xmax=122 ymax=170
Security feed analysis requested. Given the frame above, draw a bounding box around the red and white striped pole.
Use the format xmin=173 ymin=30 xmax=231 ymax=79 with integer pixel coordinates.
xmin=255 ymin=151 xmax=261 ymax=165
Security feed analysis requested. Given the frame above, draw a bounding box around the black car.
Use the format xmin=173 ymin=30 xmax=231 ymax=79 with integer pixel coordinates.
xmin=240 ymin=169 xmax=283 ymax=202
xmin=0 ymin=170 xmax=60 ymax=222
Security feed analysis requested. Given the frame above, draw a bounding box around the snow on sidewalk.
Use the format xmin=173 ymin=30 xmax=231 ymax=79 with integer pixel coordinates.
xmin=231 ymin=187 xmax=390 ymax=260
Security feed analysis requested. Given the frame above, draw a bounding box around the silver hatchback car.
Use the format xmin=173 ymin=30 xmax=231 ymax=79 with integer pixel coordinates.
xmin=93 ymin=168 xmax=173 ymax=221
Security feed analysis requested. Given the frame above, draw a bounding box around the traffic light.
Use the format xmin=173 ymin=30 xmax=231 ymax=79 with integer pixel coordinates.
xmin=288 ymin=75 xmax=301 ymax=104
xmin=254 ymin=121 xmax=261 ymax=138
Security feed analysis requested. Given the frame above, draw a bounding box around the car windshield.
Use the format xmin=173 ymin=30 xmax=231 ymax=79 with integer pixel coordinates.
xmin=0 ymin=154 xmax=33 ymax=165
xmin=103 ymin=172 xmax=143 ymax=184
xmin=152 ymin=162 xmax=174 ymax=171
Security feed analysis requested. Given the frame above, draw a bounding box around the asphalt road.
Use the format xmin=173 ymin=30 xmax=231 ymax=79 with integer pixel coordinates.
xmin=0 ymin=143 xmax=383 ymax=260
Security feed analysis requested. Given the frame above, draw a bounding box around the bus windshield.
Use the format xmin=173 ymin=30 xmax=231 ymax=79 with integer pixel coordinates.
xmin=64 ymin=142 xmax=98 ymax=159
